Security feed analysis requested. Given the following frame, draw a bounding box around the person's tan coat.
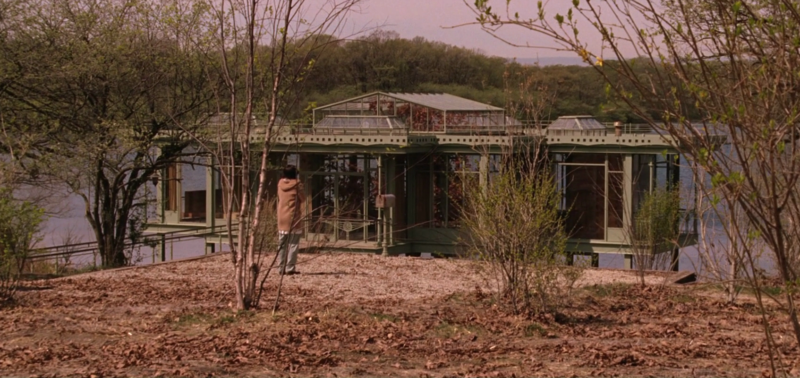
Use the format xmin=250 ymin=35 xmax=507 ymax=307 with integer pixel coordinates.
xmin=277 ymin=178 xmax=305 ymax=232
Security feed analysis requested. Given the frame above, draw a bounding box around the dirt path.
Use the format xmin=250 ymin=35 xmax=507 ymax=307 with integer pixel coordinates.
xmin=0 ymin=252 xmax=792 ymax=377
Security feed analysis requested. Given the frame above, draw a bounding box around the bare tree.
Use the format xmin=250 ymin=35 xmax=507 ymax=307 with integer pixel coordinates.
xmin=465 ymin=0 xmax=800 ymax=368
xmin=459 ymin=65 xmax=580 ymax=316
xmin=461 ymin=149 xmax=580 ymax=316
xmin=692 ymin=167 xmax=758 ymax=303
xmin=194 ymin=0 xmax=362 ymax=310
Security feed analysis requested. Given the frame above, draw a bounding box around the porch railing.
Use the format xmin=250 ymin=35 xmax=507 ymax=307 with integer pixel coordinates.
xmin=286 ymin=122 xmax=666 ymax=137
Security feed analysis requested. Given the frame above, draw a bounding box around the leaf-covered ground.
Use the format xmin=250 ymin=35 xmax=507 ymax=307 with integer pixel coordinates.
xmin=0 ymin=253 xmax=795 ymax=377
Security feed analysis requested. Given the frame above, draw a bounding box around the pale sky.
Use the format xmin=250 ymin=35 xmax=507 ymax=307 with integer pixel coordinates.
xmin=343 ymin=0 xmax=598 ymax=59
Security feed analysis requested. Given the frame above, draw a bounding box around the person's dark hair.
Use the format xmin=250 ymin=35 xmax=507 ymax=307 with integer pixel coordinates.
xmin=283 ymin=165 xmax=298 ymax=179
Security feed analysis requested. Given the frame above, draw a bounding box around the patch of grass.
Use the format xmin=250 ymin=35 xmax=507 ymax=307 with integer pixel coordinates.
xmin=173 ymin=313 xmax=211 ymax=326
xmin=213 ymin=315 xmax=236 ymax=327
xmin=173 ymin=310 xmax=253 ymax=329
xmin=445 ymin=292 xmax=467 ymax=303
xmin=69 ymin=265 xmax=102 ymax=275
xmin=212 ymin=310 xmax=256 ymax=327
xmin=672 ymin=293 xmax=696 ymax=303
xmin=434 ymin=321 xmax=459 ymax=338
xmin=22 ymin=263 xmax=102 ymax=280
xmin=740 ymin=284 xmax=784 ymax=298
xmin=235 ymin=310 xmax=256 ymax=320
xmin=433 ymin=321 xmax=481 ymax=339
xmin=585 ymin=283 xmax=632 ymax=298
xmin=25 ymin=258 xmax=102 ymax=277
xmin=370 ymin=312 xmax=398 ymax=323
xmin=270 ymin=311 xmax=289 ymax=322
xmin=523 ymin=323 xmax=547 ymax=337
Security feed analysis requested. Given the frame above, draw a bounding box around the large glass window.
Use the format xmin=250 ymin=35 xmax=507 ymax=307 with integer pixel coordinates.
xmin=415 ymin=154 xmax=481 ymax=228
xmin=304 ymin=154 xmax=380 ymax=241
xmin=432 ymin=155 xmax=446 ymax=227
xmin=446 ymin=155 xmax=481 ymax=227
xmin=393 ymin=156 xmax=408 ymax=239
xmin=414 ymin=168 xmax=431 ymax=226
xmin=488 ymin=154 xmax=502 ymax=183
xmin=180 ymin=162 xmax=206 ymax=222
xmin=214 ymin=166 xmax=242 ymax=219
xmin=558 ymin=153 xmax=606 ymax=240
xmin=632 ymin=154 xmax=653 ymax=214
xmin=165 ymin=164 xmax=178 ymax=211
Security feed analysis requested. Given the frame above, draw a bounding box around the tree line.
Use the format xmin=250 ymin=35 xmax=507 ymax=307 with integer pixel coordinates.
xmin=296 ymin=30 xmax=653 ymax=123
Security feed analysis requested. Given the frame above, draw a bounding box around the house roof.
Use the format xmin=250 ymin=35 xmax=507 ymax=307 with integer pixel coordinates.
xmin=314 ymin=91 xmax=504 ymax=113
xmin=383 ymin=92 xmax=503 ymax=112
xmin=547 ymin=115 xmax=605 ymax=130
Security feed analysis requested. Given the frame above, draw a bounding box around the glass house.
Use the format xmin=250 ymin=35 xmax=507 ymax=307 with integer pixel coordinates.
xmin=147 ymin=92 xmax=725 ymax=269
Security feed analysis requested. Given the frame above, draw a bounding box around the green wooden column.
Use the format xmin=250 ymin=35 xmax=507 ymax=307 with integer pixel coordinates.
xmin=406 ymin=155 xmax=417 ymax=227
xmin=623 ymin=154 xmax=634 ymax=270
xmin=160 ymin=233 xmax=166 ymax=262
xmin=623 ymin=154 xmax=634 ymax=240
xmin=479 ymin=154 xmax=489 ymax=193
xmin=671 ymin=247 xmax=680 ymax=271
xmin=376 ymin=154 xmax=382 ymax=248
xmin=206 ymin=155 xmax=216 ymax=229
xmin=363 ymin=155 xmax=370 ymax=243
xmin=387 ymin=155 xmax=396 ymax=247
xmin=154 ymin=147 xmax=165 ymax=223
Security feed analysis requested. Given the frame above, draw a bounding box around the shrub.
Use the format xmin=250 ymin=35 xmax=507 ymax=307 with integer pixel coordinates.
xmin=0 ymin=189 xmax=44 ymax=305
xmin=629 ymin=187 xmax=682 ymax=285
xmin=460 ymin=157 xmax=581 ymax=315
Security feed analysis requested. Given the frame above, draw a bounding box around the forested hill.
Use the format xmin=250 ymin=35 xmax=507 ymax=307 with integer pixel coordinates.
xmin=297 ymin=30 xmax=641 ymax=123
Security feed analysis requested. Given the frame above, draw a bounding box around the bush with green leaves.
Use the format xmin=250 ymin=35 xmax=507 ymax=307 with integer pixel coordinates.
xmin=460 ymin=158 xmax=581 ymax=316
xmin=0 ymin=189 xmax=44 ymax=305
xmin=629 ymin=187 xmax=682 ymax=284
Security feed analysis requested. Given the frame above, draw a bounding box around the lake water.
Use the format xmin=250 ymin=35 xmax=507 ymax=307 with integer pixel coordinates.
xmin=41 ymin=192 xmax=208 ymax=267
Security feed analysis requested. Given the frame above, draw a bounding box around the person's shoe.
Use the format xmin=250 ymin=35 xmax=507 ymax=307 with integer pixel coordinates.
xmin=286 ymin=271 xmax=300 ymax=275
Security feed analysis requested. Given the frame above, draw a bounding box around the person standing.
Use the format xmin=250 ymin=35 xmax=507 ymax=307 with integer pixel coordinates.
xmin=277 ymin=165 xmax=304 ymax=275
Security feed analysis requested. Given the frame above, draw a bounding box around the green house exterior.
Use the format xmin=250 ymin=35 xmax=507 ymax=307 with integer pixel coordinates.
xmin=146 ymin=92 xmax=724 ymax=268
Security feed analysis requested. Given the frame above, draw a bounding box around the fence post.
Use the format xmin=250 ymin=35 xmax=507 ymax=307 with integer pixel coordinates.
xmin=160 ymin=234 xmax=166 ymax=262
